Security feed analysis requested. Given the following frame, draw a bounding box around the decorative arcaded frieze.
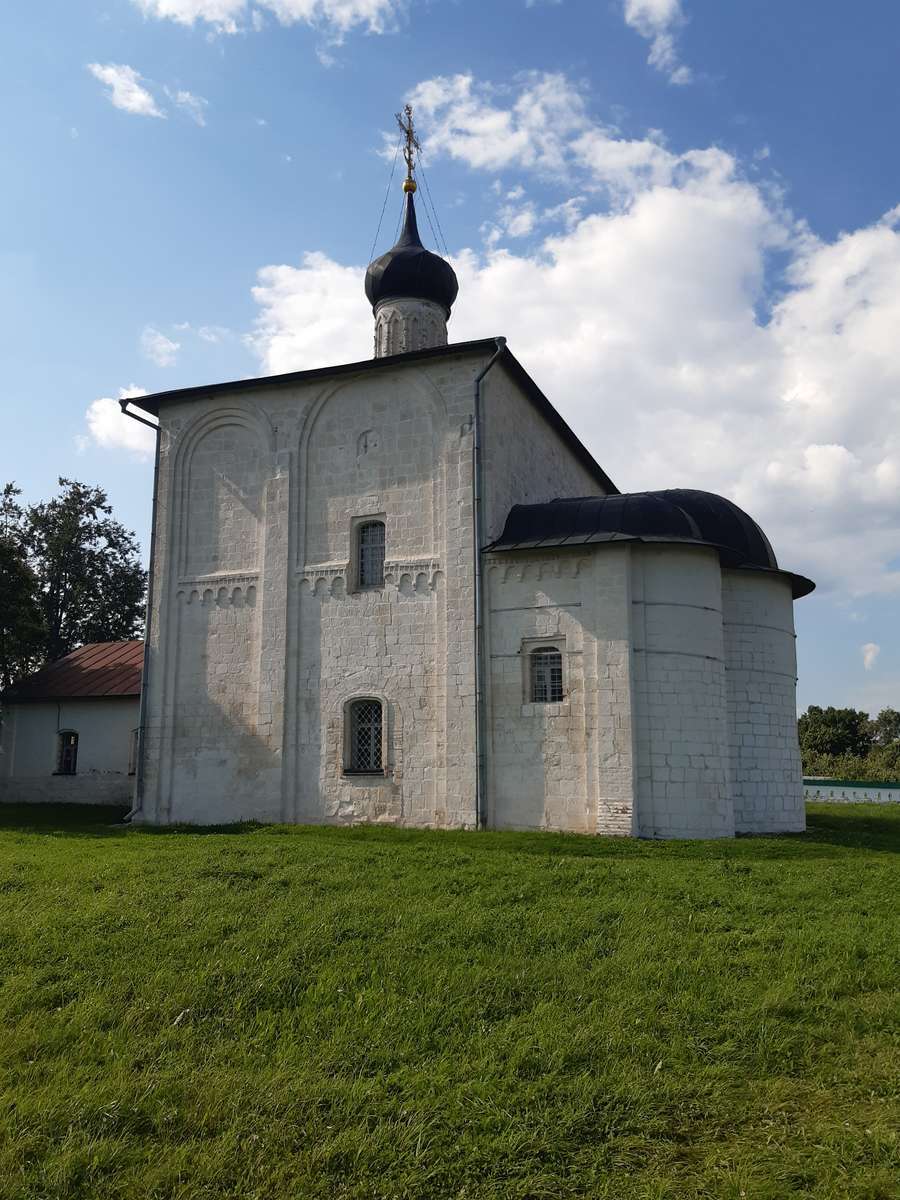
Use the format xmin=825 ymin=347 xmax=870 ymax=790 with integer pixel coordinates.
xmin=178 ymin=571 xmax=260 ymax=589
xmin=175 ymin=579 xmax=258 ymax=607
xmin=488 ymin=557 xmax=588 ymax=583
xmin=383 ymin=558 xmax=441 ymax=585
xmin=297 ymin=558 xmax=443 ymax=598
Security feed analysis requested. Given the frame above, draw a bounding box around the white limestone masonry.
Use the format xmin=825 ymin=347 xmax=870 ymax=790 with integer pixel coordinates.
xmin=631 ymin=546 xmax=733 ymax=839
xmin=723 ymin=571 xmax=804 ymax=833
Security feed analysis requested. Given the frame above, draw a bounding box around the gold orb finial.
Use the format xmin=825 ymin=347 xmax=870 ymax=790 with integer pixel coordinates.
xmin=402 ymin=177 xmax=417 ymax=193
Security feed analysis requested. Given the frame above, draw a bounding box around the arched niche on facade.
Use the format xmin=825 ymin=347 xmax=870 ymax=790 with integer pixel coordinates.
xmin=170 ymin=403 xmax=276 ymax=579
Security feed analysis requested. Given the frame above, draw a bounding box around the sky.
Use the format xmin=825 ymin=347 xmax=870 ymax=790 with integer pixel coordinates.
xmin=2 ymin=0 xmax=900 ymax=715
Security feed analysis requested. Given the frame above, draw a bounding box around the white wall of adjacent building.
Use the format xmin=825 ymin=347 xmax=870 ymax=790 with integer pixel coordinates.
xmin=0 ymin=698 xmax=139 ymax=804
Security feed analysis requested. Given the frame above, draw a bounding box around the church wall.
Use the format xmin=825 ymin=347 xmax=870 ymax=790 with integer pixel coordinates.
xmin=722 ymin=571 xmax=805 ymax=833
xmin=0 ymin=698 xmax=138 ymax=805
xmin=290 ymin=360 xmax=475 ymax=830
xmin=284 ymin=352 xmax=490 ymax=829
xmin=138 ymin=398 xmax=285 ymax=825
xmin=485 ymin=544 xmax=636 ymax=835
xmin=631 ymin=545 xmax=734 ymax=839
xmin=140 ymin=350 xmax=493 ymax=828
xmin=133 ymin=339 xmax=805 ymax=840
xmin=480 ymin=365 xmax=608 ymax=544
xmin=485 ymin=553 xmax=590 ymax=832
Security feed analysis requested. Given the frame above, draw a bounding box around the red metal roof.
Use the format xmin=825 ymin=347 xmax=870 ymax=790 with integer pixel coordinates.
xmin=1 ymin=641 xmax=143 ymax=703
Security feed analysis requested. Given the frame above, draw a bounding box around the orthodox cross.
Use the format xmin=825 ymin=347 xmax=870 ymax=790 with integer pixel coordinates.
xmin=396 ymin=103 xmax=420 ymax=193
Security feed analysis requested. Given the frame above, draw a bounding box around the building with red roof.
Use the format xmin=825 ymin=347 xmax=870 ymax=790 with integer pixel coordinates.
xmin=0 ymin=642 xmax=142 ymax=807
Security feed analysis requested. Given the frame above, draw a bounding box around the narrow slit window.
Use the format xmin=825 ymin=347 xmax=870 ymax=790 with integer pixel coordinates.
xmin=358 ymin=521 xmax=385 ymax=589
xmin=347 ymin=699 xmax=383 ymax=773
xmin=57 ymin=731 xmax=78 ymax=775
xmin=530 ymin=647 xmax=564 ymax=704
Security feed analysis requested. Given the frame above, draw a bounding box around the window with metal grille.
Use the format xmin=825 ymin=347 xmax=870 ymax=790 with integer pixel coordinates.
xmin=530 ymin=647 xmax=564 ymax=703
xmin=358 ymin=521 xmax=385 ymax=588
xmin=56 ymin=731 xmax=78 ymax=775
xmin=347 ymin=699 xmax=384 ymax=773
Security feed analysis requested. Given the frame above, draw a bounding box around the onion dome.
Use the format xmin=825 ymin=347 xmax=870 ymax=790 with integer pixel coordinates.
xmin=365 ymin=190 xmax=459 ymax=317
xmin=489 ymin=488 xmax=815 ymax=598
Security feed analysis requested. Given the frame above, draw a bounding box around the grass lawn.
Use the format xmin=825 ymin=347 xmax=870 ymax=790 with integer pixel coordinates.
xmin=0 ymin=805 xmax=897 ymax=1200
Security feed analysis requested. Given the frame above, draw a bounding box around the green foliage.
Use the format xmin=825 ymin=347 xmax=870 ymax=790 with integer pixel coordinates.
xmin=0 ymin=478 xmax=145 ymax=683
xmin=0 ymin=805 xmax=897 ymax=1199
xmin=798 ymin=705 xmax=874 ymax=758
xmin=870 ymin=707 xmax=900 ymax=747
xmin=803 ymin=744 xmax=900 ymax=783
xmin=800 ymin=706 xmax=900 ymax=782
xmin=0 ymin=486 xmax=45 ymax=691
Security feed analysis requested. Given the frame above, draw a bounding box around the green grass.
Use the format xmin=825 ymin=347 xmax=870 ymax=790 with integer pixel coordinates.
xmin=0 ymin=804 xmax=898 ymax=1200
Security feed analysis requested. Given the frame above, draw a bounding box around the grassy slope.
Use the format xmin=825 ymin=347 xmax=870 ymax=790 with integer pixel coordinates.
xmin=0 ymin=805 xmax=897 ymax=1200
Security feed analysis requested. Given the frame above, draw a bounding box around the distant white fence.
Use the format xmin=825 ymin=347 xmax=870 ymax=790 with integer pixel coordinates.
xmin=804 ymin=778 xmax=900 ymax=805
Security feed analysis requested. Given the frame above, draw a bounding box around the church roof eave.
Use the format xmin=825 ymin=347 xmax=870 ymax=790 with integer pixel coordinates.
xmin=486 ymin=491 xmax=816 ymax=599
xmin=125 ymin=339 xmax=619 ymax=496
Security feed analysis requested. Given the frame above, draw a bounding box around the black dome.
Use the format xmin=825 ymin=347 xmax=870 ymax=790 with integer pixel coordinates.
xmin=489 ymin=488 xmax=815 ymax=598
xmin=365 ymin=192 xmax=459 ymax=317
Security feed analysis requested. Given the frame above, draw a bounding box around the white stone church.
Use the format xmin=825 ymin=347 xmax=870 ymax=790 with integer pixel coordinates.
xmin=124 ymin=171 xmax=814 ymax=839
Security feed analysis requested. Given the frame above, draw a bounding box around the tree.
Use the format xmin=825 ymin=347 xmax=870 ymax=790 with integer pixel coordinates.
xmin=22 ymin=479 xmax=146 ymax=662
xmin=798 ymin=705 xmax=874 ymax=759
xmin=0 ymin=485 xmax=45 ymax=691
xmin=870 ymin=707 xmax=900 ymax=747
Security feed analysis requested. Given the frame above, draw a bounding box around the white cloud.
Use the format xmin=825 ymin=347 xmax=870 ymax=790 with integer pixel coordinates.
xmin=166 ymin=87 xmax=209 ymax=125
xmin=172 ymin=321 xmax=234 ymax=343
xmin=623 ymin=0 xmax=692 ymax=85
xmin=247 ymin=71 xmax=900 ymax=603
xmin=197 ymin=324 xmax=230 ymax=342
xmin=140 ymin=326 xmax=181 ymax=366
xmin=132 ymin=0 xmax=401 ymax=36
xmin=249 ymin=252 xmax=371 ymax=372
xmin=87 ymin=63 xmax=166 ymax=117
xmin=862 ymin=643 xmax=881 ymax=671
xmin=131 ymin=0 xmax=245 ymax=30
xmin=408 ymin=73 xmax=591 ymax=174
xmin=80 ymin=387 xmax=156 ymax=458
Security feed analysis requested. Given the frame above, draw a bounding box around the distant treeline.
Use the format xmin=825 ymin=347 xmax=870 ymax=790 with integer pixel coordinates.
xmin=799 ymin=706 xmax=900 ymax=782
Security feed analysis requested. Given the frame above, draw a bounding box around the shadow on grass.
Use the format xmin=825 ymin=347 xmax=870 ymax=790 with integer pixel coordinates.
xmin=800 ymin=806 xmax=900 ymax=854
xmin=0 ymin=802 xmax=897 ymax=857
xmin=0 ymin=803 xmax=131 ymax=837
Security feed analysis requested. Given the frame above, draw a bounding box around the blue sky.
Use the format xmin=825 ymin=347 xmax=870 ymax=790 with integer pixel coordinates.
xmin=3 ymin=0 xmax=900 ymax=714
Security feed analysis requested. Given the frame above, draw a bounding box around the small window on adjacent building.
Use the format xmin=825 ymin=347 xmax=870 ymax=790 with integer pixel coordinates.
xmin=530 ymin=647 xmax=564 ymax=704
xmin=56 ymin=731 xmax=78 ymax=775
xmin=357 ymin=520 xmax=385 ymax=589
xmin=128 ymin=728 xmax=140 ymax=776
xmin=346 ymin=698 xmax=384 ymax=773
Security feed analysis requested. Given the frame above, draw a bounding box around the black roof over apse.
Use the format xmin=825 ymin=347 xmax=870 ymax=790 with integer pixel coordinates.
xmin=365 ymin=190 xmax=459 ymax=317
xmin=488 ymin=488 xmax=815 ymax=599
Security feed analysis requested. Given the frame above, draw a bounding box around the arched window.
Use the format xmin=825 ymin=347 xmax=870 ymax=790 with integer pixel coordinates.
xmin=358 ymin=520 xmax=385 ymax=589
xmin=56 ymin=731 xmax=78 ymax=775
xmin=530 ymin=647 xmax=564 ymax=703
xmin=346 ymin=698 xmax=384 ymax=773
